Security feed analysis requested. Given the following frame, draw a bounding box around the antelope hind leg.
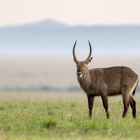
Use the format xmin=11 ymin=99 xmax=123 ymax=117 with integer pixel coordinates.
xmin=130 ymin=96 xmax=136 ymax=119
xmin=121 ymin=86 xmax=131 ymax=118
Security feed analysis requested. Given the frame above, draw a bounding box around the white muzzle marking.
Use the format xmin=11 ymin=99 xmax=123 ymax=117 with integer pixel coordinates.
xmin=77 ymin=72 xmax=82 ymax=78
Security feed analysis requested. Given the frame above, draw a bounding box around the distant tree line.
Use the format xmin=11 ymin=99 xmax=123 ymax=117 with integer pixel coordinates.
xmin=0 ymin=85 xmax=81 ymax=93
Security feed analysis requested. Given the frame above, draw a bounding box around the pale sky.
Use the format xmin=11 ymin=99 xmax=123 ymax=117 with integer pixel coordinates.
xmin=0 ymin=0 xmax=140 ymax=27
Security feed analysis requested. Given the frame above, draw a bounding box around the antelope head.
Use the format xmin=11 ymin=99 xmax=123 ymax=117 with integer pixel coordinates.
xmin=73 ymin=41 xmax=93 ymax=78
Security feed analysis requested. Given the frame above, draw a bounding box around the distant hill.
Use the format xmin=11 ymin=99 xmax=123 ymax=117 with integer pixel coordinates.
xmin=0 ymin=20 xmax=140 ymax=56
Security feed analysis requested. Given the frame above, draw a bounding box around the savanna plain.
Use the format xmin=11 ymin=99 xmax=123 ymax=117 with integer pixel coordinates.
xmin=0 ymin=93 xmax=140 ymax=140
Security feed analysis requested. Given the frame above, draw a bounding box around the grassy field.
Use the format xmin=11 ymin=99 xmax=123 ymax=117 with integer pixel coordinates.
xmin=0 ymin=93 xmax=140 ymax=140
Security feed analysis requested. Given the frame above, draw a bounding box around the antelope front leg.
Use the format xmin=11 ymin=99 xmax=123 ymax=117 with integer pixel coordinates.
xmin=101 ymin=94 xmax=110 ymax=119
xmin=87 ymin=95 xmax=94 ymax=119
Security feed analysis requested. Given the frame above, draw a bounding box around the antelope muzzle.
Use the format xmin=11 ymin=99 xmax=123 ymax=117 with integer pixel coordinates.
xmin=77 ymin=70 xmax=82 ymax=76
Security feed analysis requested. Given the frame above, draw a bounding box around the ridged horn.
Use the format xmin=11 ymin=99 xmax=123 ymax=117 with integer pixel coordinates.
xmin=85 ymin=40 xmax=92 ymax=62
xmin=73 ymin=40 xmax=78 ymax=63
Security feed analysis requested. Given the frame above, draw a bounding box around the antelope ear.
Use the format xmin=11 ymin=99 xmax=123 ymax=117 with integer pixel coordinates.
xmin=86 ymin=57 xmax=93 ymax=64
xmin=89 ymin=57 xmax=93 ymax=62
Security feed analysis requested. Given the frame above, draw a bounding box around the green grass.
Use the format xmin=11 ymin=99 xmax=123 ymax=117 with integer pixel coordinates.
xmin=0 ymin=95 xmax=140 ymax=140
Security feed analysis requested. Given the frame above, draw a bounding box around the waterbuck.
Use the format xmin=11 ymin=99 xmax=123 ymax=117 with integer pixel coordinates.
xmin=73 ymin=41 xmax=139 ymax=119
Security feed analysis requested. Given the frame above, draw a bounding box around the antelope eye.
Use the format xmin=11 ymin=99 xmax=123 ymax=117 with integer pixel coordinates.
xmin=83 ymin=65 xmax=86 ymax=69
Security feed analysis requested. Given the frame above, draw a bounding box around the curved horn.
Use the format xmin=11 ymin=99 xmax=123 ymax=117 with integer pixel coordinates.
xmin=85 ymin=40 xmax=92 ymax=62
xmin=73 ymin=40 xmax=78 ymax=63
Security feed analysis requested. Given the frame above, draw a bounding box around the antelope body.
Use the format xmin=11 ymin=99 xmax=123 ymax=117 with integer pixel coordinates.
xmin=73 ymin=41 xmax=139 ymax=119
